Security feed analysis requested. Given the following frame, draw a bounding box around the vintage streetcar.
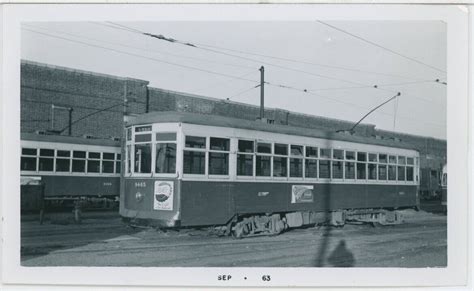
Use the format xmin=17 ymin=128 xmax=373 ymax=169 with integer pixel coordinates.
xmin=20 ymin=133 xmax=121 ymax=211
xmin=120 ymin=112 xmax=420 ymax=238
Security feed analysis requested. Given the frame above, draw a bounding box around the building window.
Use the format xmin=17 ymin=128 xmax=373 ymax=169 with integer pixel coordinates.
xmin=208 ymin=137 xmax=230 ymax=175
xmin=21 ymin=148 xmax=37 ymax=171
xmin=72 ymin=151 xmax=86 ymax=172
xmin=39 ymin=149 xmax=54 ymax=172
xmin=184 ymin=135 xmax=206 ymax=175
xmin=56 ymin=150 xmax=71 ymax=172
xmin=237 ymin=140 xmax=254 ymax=176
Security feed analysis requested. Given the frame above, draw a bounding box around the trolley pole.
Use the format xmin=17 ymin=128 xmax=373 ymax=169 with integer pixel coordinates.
xmin=259 ymin=66 xmax=265 ymax=120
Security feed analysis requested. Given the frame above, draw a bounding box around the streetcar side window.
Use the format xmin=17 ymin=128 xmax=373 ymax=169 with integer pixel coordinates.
xmin=102 ymin=152 xmax=115 ymax=173
xmin=273 ymin=143 xmax=288 ymax=177
xmin=398 ymin=166 xmax=406 ymax=181
xmin=21 ymin=148 xmax=37 ymax=171
xmin=87 ymin=152 xmax=101 ymax=173
xmin=388 ymin=165 xmax=396 ymax=181
xmin=368 ymin=163 xmax=377 ymax=180
xmin=56 ymin=150 xmax=71 ymax=172
xmin=332 ymin=160 xmax=343 ymax=179
xmin=345 ymin=161 xmax=355 ymax=179
xmin=256 ymin=142 xmax=271 ymax=177
xmin=155 ymin=132 xmax=177 ymax=174
xmin=406 ymin=166 xmax=414 ymax=181
xmin=290 ymin=145 xmax=303 ymax=178
xmin=378 ymin=164 xmax=387 ymax=180
xmin=208 ymin=137 xmax=229 ymax=175
xmin=183 ymin=135 xmax=206 ymax=175
xmin=39 ymin=149 xmax=54 ymax=172
xmin=304 ymin=146 xmax=318 ymax=179
xmin=356 ymin=152 xmax=367 ymax=180
xmin=72 ymin=151 xmax=86 ymax=172
xmin=237 ymin=140 xmax=254 ymax=176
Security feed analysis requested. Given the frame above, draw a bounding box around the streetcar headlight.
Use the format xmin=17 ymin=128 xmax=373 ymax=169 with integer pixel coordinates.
xmin=135 ymin=192 xmax=144 ymax=202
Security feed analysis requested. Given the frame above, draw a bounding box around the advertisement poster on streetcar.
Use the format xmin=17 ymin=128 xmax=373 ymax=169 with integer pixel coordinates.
xmin=291 ymin=185 xmax=314 ymax=203
xmin=153 ymin=181 xmax=174 ymax=211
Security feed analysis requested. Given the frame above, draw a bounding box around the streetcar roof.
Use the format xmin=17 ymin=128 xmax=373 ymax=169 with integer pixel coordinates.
xmin=126 ymin=111 xmax=419 ymax=151
xmin=21 ymin=132 xmax=120 ymax=147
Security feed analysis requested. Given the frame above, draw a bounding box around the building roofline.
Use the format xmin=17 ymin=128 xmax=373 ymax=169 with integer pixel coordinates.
xmin=21 ymin=59 xmax=149 ymax=85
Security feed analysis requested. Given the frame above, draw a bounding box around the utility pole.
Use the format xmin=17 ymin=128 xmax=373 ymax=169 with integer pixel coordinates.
xmin=123 ymin=80 xmax=128 ymax=116
xmin=259 ymin=66 xmax=265 ymax=120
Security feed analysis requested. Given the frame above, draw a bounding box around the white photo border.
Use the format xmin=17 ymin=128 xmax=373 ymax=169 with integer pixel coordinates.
xmin=1 ymin=3 xmax=469 ymax=288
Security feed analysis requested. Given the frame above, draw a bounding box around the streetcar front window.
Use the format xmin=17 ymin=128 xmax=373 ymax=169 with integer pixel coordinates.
xmin=155 ymin=143 xmax=176 ymax=174
xmin=134 ymin=144 xmax=152 ymax=173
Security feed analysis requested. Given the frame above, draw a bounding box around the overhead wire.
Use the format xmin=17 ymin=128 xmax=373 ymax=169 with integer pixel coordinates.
xmin=94 ymin=22 xmax=397 ymax=90
xmin=317 ymin=20 xmax=446 ymax=74
xmin=102 ymin=22 xmax=433 ymax=82
xmin=97 ymin=22 xmax=445 ymax=105
xmin=23 ymin=26 xmax=445 ymax=129
xmin=22 ymin=28 xmax=259 ymax=84
xmin=227 ymin=84 xmax=261 ymax=101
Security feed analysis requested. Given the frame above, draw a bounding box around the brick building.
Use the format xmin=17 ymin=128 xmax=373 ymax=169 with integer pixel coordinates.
xmin=20 ymin=60 xmax=446 ymax=169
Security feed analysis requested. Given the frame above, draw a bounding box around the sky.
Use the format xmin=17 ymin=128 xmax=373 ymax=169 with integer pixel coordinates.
xmin=21 ymin=21 xmax=447 ymax=139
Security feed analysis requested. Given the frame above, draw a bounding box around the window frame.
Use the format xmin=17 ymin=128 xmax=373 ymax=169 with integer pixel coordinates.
xmin=153 ymin=132 xmax=178 ymax=178
xmin=208 ymin=136 xmax=231 ymax=178
xmin=236 ymin=138 xmax=256 ymax=179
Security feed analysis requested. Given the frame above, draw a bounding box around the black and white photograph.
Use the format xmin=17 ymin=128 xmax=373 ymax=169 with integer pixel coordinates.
xmin=1 ymin=3 xmax=470 ymax=289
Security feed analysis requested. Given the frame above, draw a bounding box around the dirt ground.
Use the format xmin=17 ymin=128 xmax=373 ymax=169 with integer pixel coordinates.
xmin=21 ymin=208 xmax=447 ymax=268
